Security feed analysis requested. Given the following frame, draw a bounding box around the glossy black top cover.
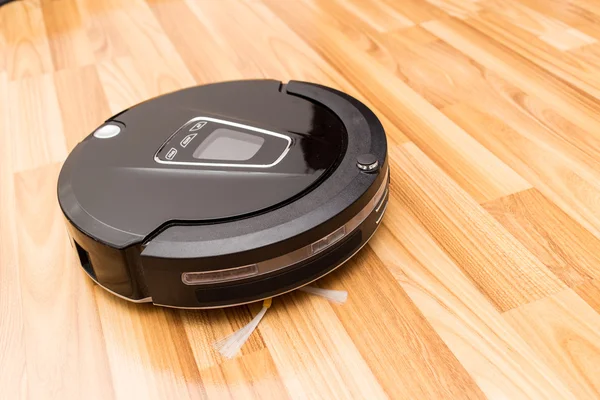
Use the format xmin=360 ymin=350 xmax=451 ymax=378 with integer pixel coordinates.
xmin=58 ymin=80 xmax=346 ymax=248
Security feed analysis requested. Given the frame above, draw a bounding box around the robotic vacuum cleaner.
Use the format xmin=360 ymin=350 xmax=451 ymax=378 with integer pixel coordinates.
xmin=58 ymin=80 xmax=389 ymax=308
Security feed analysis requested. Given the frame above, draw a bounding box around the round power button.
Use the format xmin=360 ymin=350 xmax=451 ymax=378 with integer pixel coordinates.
xmin=93 ymin=124 xmax=121 ymax=139
xmin=357 ymin=153 xmax=379 ymax=172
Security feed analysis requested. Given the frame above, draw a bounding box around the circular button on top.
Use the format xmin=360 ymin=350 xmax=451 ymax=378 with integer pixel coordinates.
xmin=357 ymin=153 xmax=379 ymax=172
xmin=93 ymin=124 xmax=121 ymax=139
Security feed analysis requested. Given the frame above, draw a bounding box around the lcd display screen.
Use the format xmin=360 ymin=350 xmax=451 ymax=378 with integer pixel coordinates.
xmin=193 ymin=128 xmax=265 ymax=161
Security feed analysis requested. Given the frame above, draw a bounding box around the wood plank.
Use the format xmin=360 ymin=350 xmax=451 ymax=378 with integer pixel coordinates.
xmin=465 ymin=11 xmax=600 ymax=98
xmin=575 ymin=279 xmax=600 ymax=315
xmin=198 ymin=349 xmax=289 ymax=400
xmin=77 ymin=0 xmax=195 ymax=97
xmin=0 ymin=72 xmax=28 ymax=399
xmin=423 ymin=17 xmax=600 ymax=145
xmin=316 ymin=249 xmax=486 ymax=399
xmin=483 ymin=189 xmax=600 ymax=287
xmin=74 ymin=0 xmax=130 ymax=61
xmin=425 ymin=0 xmax=482 ymax=19
xmin=7 ymin=74 xmax=68 ymax=172
xmin=381 ymin=0 xmax=446 ymax=24
xmin=389 ymin=143 xmax=564 ymax=312
xmin=53 ymin=65 xmax=112 ymax=150
xmin=480 ymin=0 xmax=595 ymax=50
xmin=572 ymin=0 xmax=600 ymax=20
xmin=1 ymin=0 xmax=53 ymax=80
xmin=378 ymin=24 xmax=600 ymax=209
xmin=377 ymin=33 xmax=491 ymax=109
xmin=503 ymin=289 xmax=600 ymax=399
xmin=15 ymin=164 xmax=114 ymax=400
xmin=0 ymin=9 xmax=6 ymax=73
xmin=95 ymin=57 xmax=151 ymax=114
xmin=256 ymin=287 xmax=390 ymax=399
xmin=517 ymin=0 xmax=600 ymax=27
xmin=332 ymin=0 xmax=414 ymax=32
xmin=41 ymin=0 xmax=95 ymax=70
xmin=147 ymin=0 xmax=245 ymax=84
xmin=369 ymin=212 xmax=577 ymax=398
xmin=381 ymin=23 xmax=600 ymax=175
xmin=180 ymin=306 xmax=267 ymax=372
xmin=97 ymin=289 xmax=276 ymax=398
xmin=94 ymin=290 xmax=200 ymax=400
xmin=570 ymin=41 xmax=600 ymax=66
xmin=443 ymin=102 xmax=600 ymax=242
xmin=264 ymin=0 xmax=531 ymax=203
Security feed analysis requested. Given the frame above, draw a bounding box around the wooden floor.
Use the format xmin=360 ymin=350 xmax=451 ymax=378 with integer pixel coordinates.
xmin=3 ymin=0 xmax=600 ymax=398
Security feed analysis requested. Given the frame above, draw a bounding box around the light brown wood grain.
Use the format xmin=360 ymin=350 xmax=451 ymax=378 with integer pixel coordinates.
xmin=466 ymin=10 xmax=600 ymax=98
xmin=443 ymin=102 xmax=600 ymax=240
xmin=79 ymin=0 xmax=195 ymax=97
xmin=0 ymin=11 xmax=6 ymax=73
xmin=3 ymin=0 xmax=600 ymax=398
xmin=181 ymin=307 xmax=290 ymax=400
xmin=1 ymin=0 xmax=53 ymax=80
xmin=15 ymin=165 xmax=113 ymax=399
xmin=333 ymin=0 xmax=415 ymax=32
xmin=369 ymin=213 xmax=577 ymax=398
xmin=198 ymin=349 xmax=288 ymax=400
xmin=0 ymin=72 xmax=28 ymax=399
xmin=94 ymin=290 xmax=193 ymax=400
xmin=518 ymin=0 xmax=600 ymax=28
xmin=95 ymin=56 xmax=152 ymax=114
xmin=382 ymin=0 xmax=446 ymax=24
xmin=425 ymin=0 xmax=482 ymax=19
xmin=41 ymin=0 xmax=95 ymax=71
xmin=481 ymin=0 xmax=596 ymax=50
xmin=378 ymin=24 xmax=600 ymax=175
xmin=503 ymin=289 xmax=600 ymax=399
xmin=315 ymin=249 xmax=486 ymax=399
xmin=577 ymin=0 xmax=600 ymax=17
xmin=376 ymin=34 xmax=472 ymax=109
xmin=7 ymin=74 xmax=68 ymax=172
xmin=181 ymin=306 xmax=266 ymax=371
xmin=575 ymin=279 xmax=600 ymax=315
xmin=256 ymin=288 xmax=390 ymax=399
xmin=54 ymin=65 xmax=112 ymax=150
xmin=389 ymin=143 xmax=564 ymax=312
xmin=75 ymin=0 xmax=130 ymax=61
xmin=147 ymin=0 xmax=246 ymax=84
xmin=483 ymin=189 xmax=600 ymax=287
xmin=424 ymin=17 xmax=600 ymax=139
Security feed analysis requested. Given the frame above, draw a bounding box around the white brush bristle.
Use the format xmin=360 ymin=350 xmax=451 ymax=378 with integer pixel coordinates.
xmin=299 ymin=286 xmax=348 ymax=304
xmin=213 ymin=300 xmax=270 ymax=359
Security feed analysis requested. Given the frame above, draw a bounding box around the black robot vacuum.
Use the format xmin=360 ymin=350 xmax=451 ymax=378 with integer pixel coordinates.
xmin=58 ymin=80 xmax=389 ymax=308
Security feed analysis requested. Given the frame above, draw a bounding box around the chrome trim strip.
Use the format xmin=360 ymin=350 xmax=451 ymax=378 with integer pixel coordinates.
xmin=182 ymin=263 xmax=259 ymax=285
xmin=376 ymin=201 xmax=388 ymax=224
xmin=153 ymin=116 xmax=292 ymax=168
xmin=181 ymin=166 xmax=390 ymax=283
xmin=376 ymin=187 xmax=388 ymax=213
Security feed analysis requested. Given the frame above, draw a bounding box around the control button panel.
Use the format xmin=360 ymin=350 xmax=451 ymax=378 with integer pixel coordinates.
xmin=155 ymin=117 xmax=291 ymax=168
xmin=165 ymin=148 xmax=178 ymax=160
xmin=180 ymin=133 xmax=197 ymax=148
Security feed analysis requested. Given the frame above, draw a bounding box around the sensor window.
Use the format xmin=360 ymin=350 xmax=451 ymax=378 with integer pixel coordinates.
xmin=193 ymin=128 xmax=265 ymax=161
